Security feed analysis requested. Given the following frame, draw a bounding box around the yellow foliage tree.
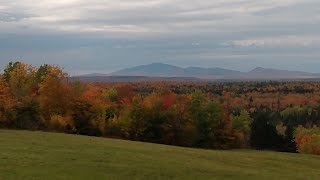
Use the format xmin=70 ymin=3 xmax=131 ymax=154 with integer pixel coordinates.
xmin=7 ymin=63 xmax=35 ymax=103
xmin=38 ymin=65 xmax=72 ymax=116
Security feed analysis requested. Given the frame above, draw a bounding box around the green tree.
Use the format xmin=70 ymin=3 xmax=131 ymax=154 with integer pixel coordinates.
xmin=190 ymin=91 xmax=221 ymax=148
xmin=3 ymin=61 xmax=21 ymax=82
xmin=231 ymin=110 xmax=251 ymax=134
xmin=102 ymin=88 xmax=118 ymax=102
xmin=128 ymin=96 xmax=147 ymax=140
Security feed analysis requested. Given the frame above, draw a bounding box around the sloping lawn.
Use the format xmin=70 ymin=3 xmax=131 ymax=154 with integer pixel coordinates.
xmin=0 ymin=130 xmax=319 ymax=180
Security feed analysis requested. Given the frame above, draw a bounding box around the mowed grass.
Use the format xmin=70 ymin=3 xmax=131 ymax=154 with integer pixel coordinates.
xmin=0 ymin=130 xmax=319 ymax=180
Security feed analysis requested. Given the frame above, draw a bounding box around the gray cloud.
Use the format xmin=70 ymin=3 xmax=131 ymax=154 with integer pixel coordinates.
xmin=0 ymin=0 xmax=319 ymax=74
xmin=0 ymin=11 xmax=33 ymax=22
xmin=225 ymin=36 xmax=320 ymax=47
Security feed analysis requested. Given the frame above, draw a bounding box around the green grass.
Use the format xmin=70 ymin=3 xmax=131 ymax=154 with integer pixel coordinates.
xmin=0 ymin=130 xmax=319 ymax=180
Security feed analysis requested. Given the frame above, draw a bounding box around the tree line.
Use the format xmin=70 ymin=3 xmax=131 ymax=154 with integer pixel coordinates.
xmin=0 ymin=62 xmax=319 ymax=155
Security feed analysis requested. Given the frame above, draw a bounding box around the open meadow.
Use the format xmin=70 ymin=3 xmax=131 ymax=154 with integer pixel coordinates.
xmin=0 ymin=130 xmax=319 ymax=180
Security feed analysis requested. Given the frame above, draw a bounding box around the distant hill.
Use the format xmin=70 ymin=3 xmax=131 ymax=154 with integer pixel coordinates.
xmin=109 ymin=63 xmax=320 ymax=79
xmin=74 ymin=63 xmax=320 ymax=81
xmin=109 ymin=63 xmax=244 ymax=78
xmin=185 ymin=67 xmax=243 ymax=77
xmin=71 ymin=76 xmax=203 ymax=83
xmin=111 ymin=63 xmax=186 ymax=77
xmin=77 ymin=73 xmax=109 ymax=77
xmin=247 ymin=67 xmax=320 ymax=79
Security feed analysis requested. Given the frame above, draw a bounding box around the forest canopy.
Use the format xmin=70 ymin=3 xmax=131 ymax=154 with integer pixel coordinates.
xmin=0 ymin=62 xmax=320 ymax=155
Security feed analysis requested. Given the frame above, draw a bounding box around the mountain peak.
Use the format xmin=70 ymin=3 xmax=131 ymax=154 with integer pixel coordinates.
xmin=149 ymin=62 xmax=168 ymax=65
xmin=111 ymin=63 xmax=185 ymax=77
xmin=250 ymin=67 xmax=270 ymax=73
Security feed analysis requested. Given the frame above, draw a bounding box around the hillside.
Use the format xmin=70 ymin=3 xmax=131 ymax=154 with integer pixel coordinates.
xmin=0 ymin=130 xmax=319 ymax=180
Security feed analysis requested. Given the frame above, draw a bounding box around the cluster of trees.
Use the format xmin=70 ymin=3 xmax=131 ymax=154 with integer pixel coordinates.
xmin=0 ymin=62 xmax=105 ymax=135
xmin=104 ymin=90 xmax=251 ymax=149
xmin=1 ymin=62 xmax=320 ymax=155
xmin=294 ymin=126 xmax=320 ymax=155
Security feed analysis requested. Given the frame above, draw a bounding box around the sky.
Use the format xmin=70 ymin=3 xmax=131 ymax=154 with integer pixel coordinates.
xmin=0 ymin=0 xmax=319 ymax=75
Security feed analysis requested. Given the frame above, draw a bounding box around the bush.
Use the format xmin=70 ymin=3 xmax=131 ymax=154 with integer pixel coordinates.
xmin=50 ymin=114 xmax=75 ymax=133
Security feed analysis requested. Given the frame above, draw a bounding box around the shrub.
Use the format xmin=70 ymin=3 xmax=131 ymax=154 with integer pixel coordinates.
xmin=50 ymin=114 xmax=75 ymax=133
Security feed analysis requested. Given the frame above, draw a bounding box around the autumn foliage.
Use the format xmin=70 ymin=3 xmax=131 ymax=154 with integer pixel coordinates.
xmin=294 ymin=126 xmax=320 ymax=155
xmin=1 ymin=62 xmax=320 ymax=154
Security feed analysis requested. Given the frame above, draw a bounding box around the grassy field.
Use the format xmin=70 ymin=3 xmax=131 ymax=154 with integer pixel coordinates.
xmin=0 ymin=130 xmax=319 ymax=180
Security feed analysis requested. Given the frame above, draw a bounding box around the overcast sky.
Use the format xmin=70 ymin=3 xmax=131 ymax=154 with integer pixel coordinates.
xmin=0 ymin=0 xmax=319 ymax=75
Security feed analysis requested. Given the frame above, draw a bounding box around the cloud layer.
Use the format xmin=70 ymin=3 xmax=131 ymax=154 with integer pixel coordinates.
xmin=0 ymin=0 xmax=319 ymax=74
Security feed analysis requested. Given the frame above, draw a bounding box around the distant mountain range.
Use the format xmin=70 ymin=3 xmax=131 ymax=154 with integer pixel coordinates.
xmin=108 ymin=63 xmax=245 ymax=78
xmin=76 ymin=63 xmax=320 ymax=81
